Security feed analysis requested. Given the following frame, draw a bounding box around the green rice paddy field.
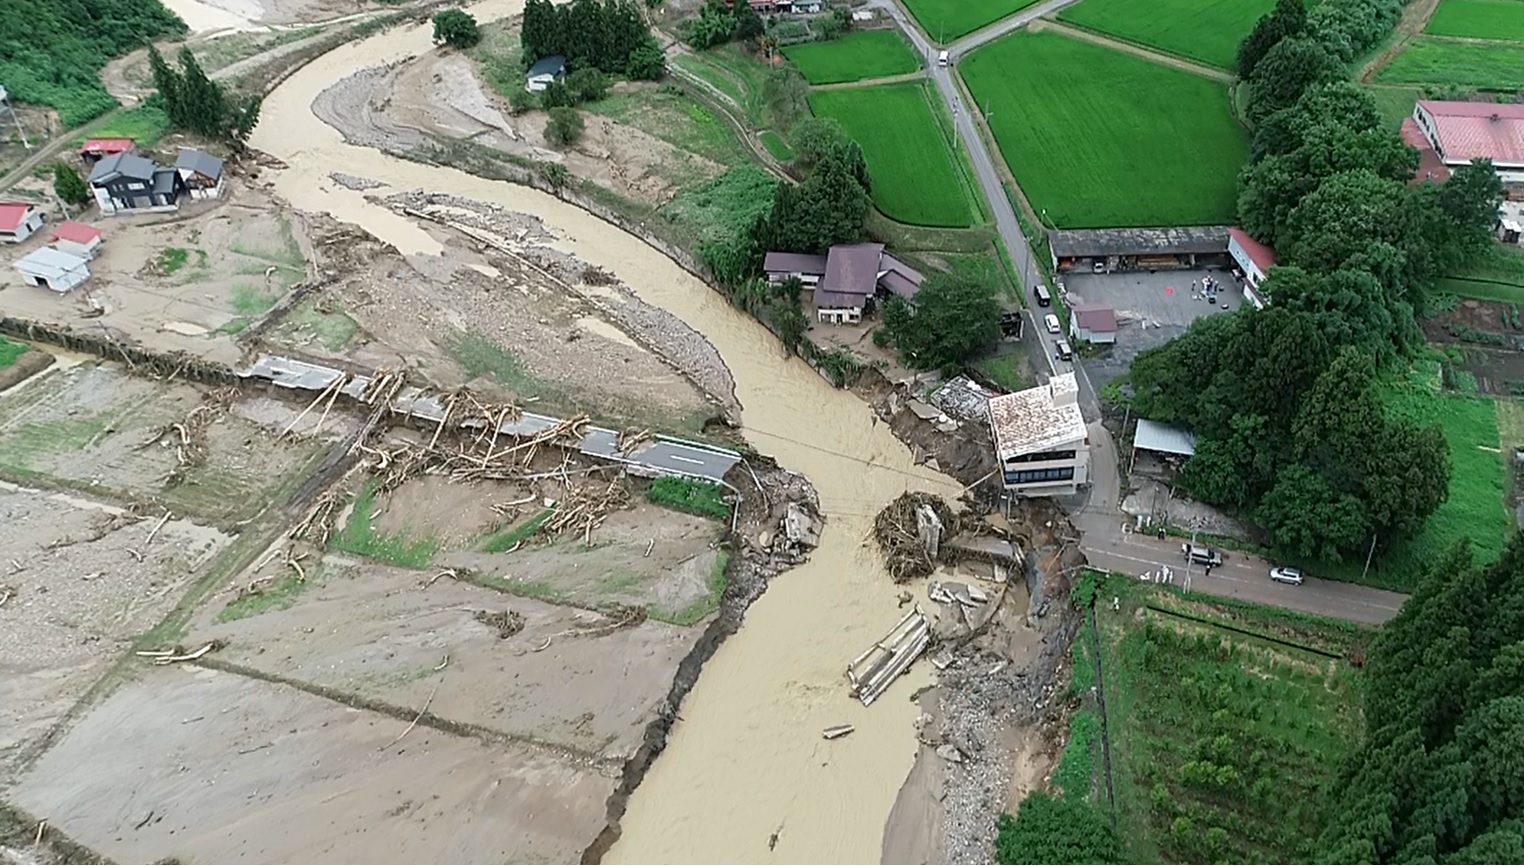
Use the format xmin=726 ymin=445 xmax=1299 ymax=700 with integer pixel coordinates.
xmin=960 ymin=31 xmax=1245 ymax=228
xmin=807 ymin=82 xmax=979 ymax=227
xmin=1057 ymin=0 xmax=1277 ymax=69
xmin=782 ymin=29 xmax=920 ymax=84
xmin=899 ymin=0 xmax=1044 ymax=42
xmin=1424 ymin=0 xmax=1524 ymax=40
xmin=1377 ymin=37 xmax=1524 ymax=90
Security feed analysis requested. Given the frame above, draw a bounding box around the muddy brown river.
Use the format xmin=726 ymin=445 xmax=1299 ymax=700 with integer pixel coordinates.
xmin=247 ymin=3 xmax=961 ymax=860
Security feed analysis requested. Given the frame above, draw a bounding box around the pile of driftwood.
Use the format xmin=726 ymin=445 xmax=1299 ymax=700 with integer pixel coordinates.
xmin=873 ymin=492 xmax=957 ymax=582
xmin=140 ymin=386 xmax=240 ymax=486
xmin=539 ymin=479 xmax=629 ymax=543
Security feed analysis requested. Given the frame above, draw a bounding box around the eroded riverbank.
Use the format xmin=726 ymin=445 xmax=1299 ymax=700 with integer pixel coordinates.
xmin=247 ymin=2 xmax=964 ymax=861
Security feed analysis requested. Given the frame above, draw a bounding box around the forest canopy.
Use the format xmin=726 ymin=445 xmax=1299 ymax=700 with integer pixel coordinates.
xmin=0 ymin=0 xmax=185 ymax=126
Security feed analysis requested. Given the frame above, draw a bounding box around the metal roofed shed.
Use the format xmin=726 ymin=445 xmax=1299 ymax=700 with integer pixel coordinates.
xmin=1130 ymin=419 xmax=1196 ymax=476
xmin=15 ymin=247 xmax=90 ymax=292
xmin=1048 ymin=226 xmax=1232 ymax=274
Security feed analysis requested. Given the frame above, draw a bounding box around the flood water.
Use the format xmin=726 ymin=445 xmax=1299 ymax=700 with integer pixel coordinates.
xmin=247 ymin=6 xmax=961 ymax=860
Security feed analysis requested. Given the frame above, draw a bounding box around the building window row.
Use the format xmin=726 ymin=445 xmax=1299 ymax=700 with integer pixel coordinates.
xmin=1003 ymin=449 xmax=1077 ymax=466
xmin=1004 ymin=466 xmax=1076 ymax=485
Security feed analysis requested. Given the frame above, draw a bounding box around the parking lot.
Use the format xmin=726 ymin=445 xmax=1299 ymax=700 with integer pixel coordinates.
xmin=1058 ymin=267 xmax=1246 ymax=387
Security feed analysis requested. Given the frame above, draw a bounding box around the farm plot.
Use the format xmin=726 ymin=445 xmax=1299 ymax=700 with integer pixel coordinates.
xmin=961 ymin=31 xmax=1245 ymax=228
xmin=1057 ymin=0 xmax=1277 ymax=70
xmin=0 ymin=362 xmax=327 ymax=525
xmin=900 ymin=0 xmax=1044 ymax=42
xmin=808 ymin=82 xmax=979 ymax=227
xmin=1376 ymin=37 xmax=1524 ymax=90
xmin=1099 ymin=579 xmax=1366 ymax=862
xmin=782 ymin=29 xmax=920 ymax=85
xmin=1424 ymin=0 xmax=1524 ymax=41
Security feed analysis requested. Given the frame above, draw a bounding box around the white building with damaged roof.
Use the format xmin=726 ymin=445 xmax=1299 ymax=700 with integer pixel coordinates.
xmin=986 ymin=372 xmax=1089 ymax=497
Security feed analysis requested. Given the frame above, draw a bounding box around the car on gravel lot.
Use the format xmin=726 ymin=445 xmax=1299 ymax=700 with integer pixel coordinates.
xmin=1270 ymin=566 xmax=1304 ymax=585
xmin=1044 ymin=313 xmax=1060 ymax=334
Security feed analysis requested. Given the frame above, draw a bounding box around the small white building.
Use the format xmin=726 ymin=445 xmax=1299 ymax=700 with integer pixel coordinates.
xmin=986 ymin=372 xmax=1090 ymax=497
xmin=1070 ymin=304 xmax=1117 ymax=345
xmin=15 ymin=247 xmax=90 ymax=292
xmin=51 ymin=221 xmax=104 ymax=259
xmin=1228 ymin=227 xmax=1277 ymax=309
xmin=0 ymin=202 xmax=44 ymax=244
xmin=525 ymin=55 xmax=567 ymax=93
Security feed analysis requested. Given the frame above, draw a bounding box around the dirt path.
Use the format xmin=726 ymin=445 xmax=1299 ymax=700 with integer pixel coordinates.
xmin=811 ymin=69 xmax=928 ymax=90
xmin=1359 ymin=0 xmax=1442 ymax=82
xmin=1034 ymin=21 xmax=1234 ymax=83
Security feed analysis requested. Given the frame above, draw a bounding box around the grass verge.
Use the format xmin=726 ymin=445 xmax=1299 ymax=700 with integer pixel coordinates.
xmin=646 ymin=476 xmax=731 ymax=520
xmin=331 ymin=480 xmax=440 ymax=568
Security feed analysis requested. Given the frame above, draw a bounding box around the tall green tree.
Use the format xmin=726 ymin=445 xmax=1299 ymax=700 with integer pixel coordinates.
xmin=1236 ymin=0 xmax=1306 ymax=79
xmin=52 ymin=162 xmax=89 ymax=206
xmin=759 ymin=146 xmax=870 ymax=253
xmin=879 ymin=272 xmax=1001 ymax=370
xmin=1245 ymin=37 xmax=1342 ymax=121
xmin=432 ymin=9 xmax=481 ymax=48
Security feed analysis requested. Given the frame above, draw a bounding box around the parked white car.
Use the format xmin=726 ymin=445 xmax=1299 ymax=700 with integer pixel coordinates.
xmin=1044 ymin=313 xmax=1060 ymax=334
xmin=1269 ymin=566 xmax=1304 ymax=586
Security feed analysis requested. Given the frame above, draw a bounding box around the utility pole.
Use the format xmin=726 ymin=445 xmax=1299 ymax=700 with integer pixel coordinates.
xmin=1361 ymin=533 xmax=1377 ymax=582
xmin=1184 ymin=516 xmax=1200 ymax=590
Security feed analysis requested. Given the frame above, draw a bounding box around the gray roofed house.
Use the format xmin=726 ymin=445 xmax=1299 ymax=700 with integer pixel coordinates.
xmin=814 ymin=243 xmax=884 ymax=323
xmin=87 ymin=151 xmax=156 ymax=185
xmin=877 ymin=252 xmax=923 ymax=299
xmin=88 ymin=152 xmax=185 ymax=215
xmin=763 ymin=251 xmax=829 ymax=287
xmin=525 ymin=55 xmax=567 ymax=93
xmin=176 ymin=148 xmax=226 ymax=200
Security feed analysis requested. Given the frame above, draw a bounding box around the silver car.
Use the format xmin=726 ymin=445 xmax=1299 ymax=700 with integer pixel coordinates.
xmin=1269 ymin=566 xmax=1304 ymax=586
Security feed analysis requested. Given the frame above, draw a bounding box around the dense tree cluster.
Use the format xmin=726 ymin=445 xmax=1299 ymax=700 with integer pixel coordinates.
xmin=754 ymin=120 xmax=870 ymax=254
xmin=1130 ymin=0 xmax=1504 ymax=561
xmin=880 ymin=272 xmax=1001 ymax=371
xmin=432 ymin=10 xmax=481 ymax=49
xmin=147 ymin=46 xmax=262 ymax=145
xmin=1319 ymin=535 xmax=1524 ymax=862
xmin=521 ymin=0 xmax=664 ymax=80
xmin=0 ymin=0 xmax=184 ymax=125
xmin=684 ymin=0 xmax=764 ymax=49
xmin=52 ymin=163 xmax=89 ymax=207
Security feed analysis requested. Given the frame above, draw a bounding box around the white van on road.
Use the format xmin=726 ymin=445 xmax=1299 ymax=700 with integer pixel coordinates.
xmin=938 ymin=50 xmax=950 ymax=66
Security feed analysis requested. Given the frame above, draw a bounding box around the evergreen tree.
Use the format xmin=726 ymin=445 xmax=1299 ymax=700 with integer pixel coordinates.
xmin=52 ymin=162 xmax=89 ymax=206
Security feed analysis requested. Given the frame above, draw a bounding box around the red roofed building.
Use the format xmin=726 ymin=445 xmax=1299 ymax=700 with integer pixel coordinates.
xmin=52 ymin=221 xmax=103 ymax=259
xmin=1413 ymin=101 xmax=1524 ymax=184
xmin=1401 ymin=116 xmax=1452 ymax=184
xmin=79 ymin=138 xmax=135 ymax=164
xmin=0 ymin=201 xmax=44 ymax=244
xmin=1228 ymin=227 xmax=1276 ymax=309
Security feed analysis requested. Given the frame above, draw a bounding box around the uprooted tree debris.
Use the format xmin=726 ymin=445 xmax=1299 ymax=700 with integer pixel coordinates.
xmin=874 ymin=492 xmax=959 ymax=582
xmin=475 ymin=608 xmax=525 ymax=639
xmin=139 ymin=387 xmax=241 ymax=486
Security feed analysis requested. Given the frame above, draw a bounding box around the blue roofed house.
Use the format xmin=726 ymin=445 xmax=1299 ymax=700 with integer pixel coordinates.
xmin=87 ymin=152 xmax=186 ymax=215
